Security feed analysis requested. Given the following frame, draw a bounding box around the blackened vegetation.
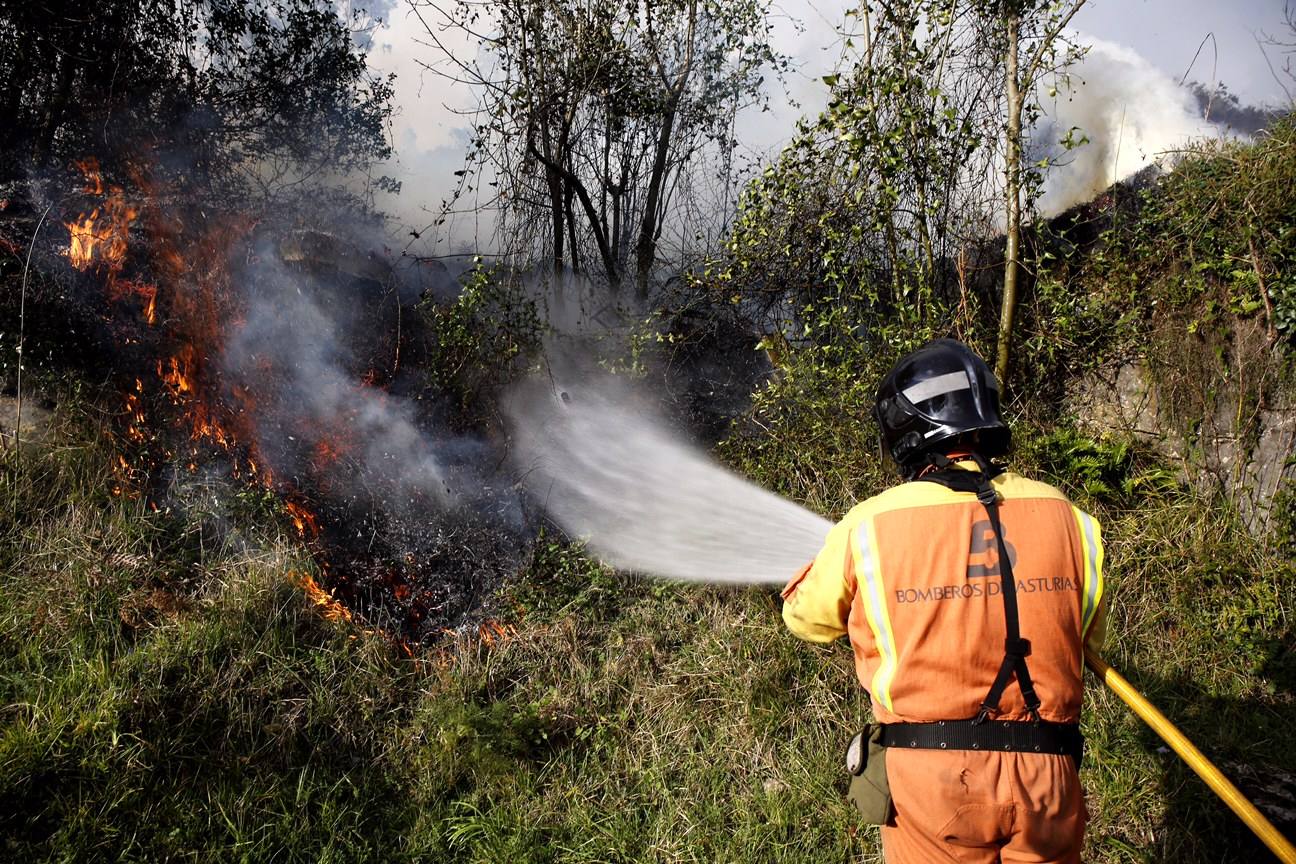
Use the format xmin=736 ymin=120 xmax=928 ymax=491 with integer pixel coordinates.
xmin=226 ymin=228 xmax=529 ymax=643
xmin=238 ymin=227 xmax=528 ymax=642
xmin=1188 ymin=82 xmax=1284 ymax=136
xmin=2 ymin=144 xmax=764 ymax=651
xmin=0 ymin=0 xmax=536 ymax=643
xmin=2 ymin=180 xmax=527 ymax=646
xmin=0 ymin=196 xmax=94 ymax=378
xmin=655 ymin=299 xmax=773 ymax=445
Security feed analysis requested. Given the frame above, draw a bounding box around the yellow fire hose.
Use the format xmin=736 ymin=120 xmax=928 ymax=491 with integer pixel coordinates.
xmin=1085 ymin=647 xmax=1296 ymax=863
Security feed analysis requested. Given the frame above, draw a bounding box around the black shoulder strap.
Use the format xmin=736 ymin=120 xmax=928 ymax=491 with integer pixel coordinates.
xmin=918 ymin=455 xmax=1042 ymax=724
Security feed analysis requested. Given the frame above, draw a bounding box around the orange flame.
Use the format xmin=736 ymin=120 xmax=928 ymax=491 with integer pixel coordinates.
xmin=110 ymin=450 xmax=143 ymax=500
xmin=244 ymin=455 xmax=274 ymax=487
xmin=192 ymin=405 xmax=234 ymax=450
xmin=476 ymin=619 xmax=517 ymax=646
xmin=64 ymin=156 xmax=488 ymax=656
xmin=285 ymin=501 xmax=320 ymax=539
xmin=75 ymin=157 xmax=104 ymax=195
xmin=298 ymin=573 xmax=354 ymax=623
xmin=111 ymin=278 xmax=158 ymax=326
xmin=66 ymin=212 xmax=101 ymax=269
xmin=65 ymin=158 xmax=157 ymax=334
xmin=155 ymin=345 xmax=236 ymax=450
xmin=311 ymin=439 xmax=345 ymax=472
xmin=158 ymin=346 xmax=195 ymax=397
xmin=123 ymin=390 xmax=146 ymax=443
xmin=64 ymin=159 xmax=138 ymax=272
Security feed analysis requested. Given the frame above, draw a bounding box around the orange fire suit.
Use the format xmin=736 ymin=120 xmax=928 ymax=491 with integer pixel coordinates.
xmin=782 ymin=465 xmax=1107 ymax=864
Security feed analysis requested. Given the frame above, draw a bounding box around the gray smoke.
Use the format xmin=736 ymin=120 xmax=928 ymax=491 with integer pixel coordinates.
xmin=507 ymin=378 xmax=832 ymax=586
xmin=221 ymin=237 xmax=482 ymax=517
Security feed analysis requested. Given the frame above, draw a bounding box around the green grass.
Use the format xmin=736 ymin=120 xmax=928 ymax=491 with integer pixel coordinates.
xmin=0 ymin=395 xmax=872 ymax=863
xmin=2 ymin=383 xmax=1293 ymax=863
xmin=5 ymin=214 xmax=1296 ymax=861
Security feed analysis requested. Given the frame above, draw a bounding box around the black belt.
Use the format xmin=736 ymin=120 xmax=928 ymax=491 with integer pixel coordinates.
xmin=879 ymin=720 xmax=1083 ymax=764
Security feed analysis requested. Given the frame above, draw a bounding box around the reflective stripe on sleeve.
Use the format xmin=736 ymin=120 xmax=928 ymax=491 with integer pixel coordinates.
xmin=856 ymin=519 xmax=899 ymax=712
xmin=1074 ymin=509 xmax=1105 ymax=635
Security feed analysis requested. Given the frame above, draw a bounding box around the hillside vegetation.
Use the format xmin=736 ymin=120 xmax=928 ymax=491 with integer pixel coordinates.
xmin=3 ymin=119 xmax=1296 ymax=863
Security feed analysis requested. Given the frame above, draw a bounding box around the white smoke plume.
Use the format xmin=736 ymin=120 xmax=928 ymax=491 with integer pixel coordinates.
xmin=1034 ymin=34 xmax=1228 ymax=216
xmin=507 ymin=378 xmax=832 ymax=586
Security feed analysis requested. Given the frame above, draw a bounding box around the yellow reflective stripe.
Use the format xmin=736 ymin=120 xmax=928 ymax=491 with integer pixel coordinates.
xmin=855 ymin=518 xmax=899 ymax=712
xmin=1074 ymin=508 xmax=1105 ymax=635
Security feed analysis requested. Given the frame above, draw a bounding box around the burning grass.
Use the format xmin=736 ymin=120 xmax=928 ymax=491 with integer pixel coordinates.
xmin=31 ymin=155 xmax=526 ymax=646
xmin=0 ymin=395 xmax=859 ymax=861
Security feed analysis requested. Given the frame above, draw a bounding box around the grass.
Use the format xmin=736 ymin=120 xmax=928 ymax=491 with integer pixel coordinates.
xmin=0 ymin=392 xmax=871 ymax=863
xmin=3 ymin=102 xmax=1293 ymax=864
xmin=1 ymin=379 xmax=1293 ymax=864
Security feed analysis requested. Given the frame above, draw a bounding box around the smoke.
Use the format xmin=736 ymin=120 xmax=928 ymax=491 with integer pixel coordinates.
xmin=220 ymin=233 xmax=496 ymax=519
xmin=360 ymin=5 xmax=482 ymax=247
xmin=1188 ymin=81 xmax=1281 ymax=135
xmin=371 ymin=7 xmax=1255 ymax=246
xmin=1034 ymin=35 xmax=1228 ymax=216
xmin=365 ymin=0 xmax=853 ymax=253
xmin=506 ymin=376 xmax=832 ymax=586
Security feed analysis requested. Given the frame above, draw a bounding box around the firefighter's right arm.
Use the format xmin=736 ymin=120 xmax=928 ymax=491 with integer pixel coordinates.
xmin=780 ymin=513 xmax=859 ymax=643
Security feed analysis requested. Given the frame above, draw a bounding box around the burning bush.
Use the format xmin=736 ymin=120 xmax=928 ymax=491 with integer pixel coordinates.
xmin=0 ymin=137 xmax=532 ymax=647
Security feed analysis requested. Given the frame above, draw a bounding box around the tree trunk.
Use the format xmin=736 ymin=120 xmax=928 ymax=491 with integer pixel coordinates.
xmin=33 ymin=49 xmax=76 ymax=167
xmin=885 ymin=219 xmax=901 ymax=302
xmin=0 ymin=40 xmax=27 ymax=154
xmin=611 ymin=160 xmax=628 ymax=277
xmin=528 ymin=141 xmax=618 ymax=287
xmin=915 ymin=181 xmax=935 ymax=306
xmin=635 ymin=99 xmax=678 ymax=300
xmin=564 ymin=182 xmax=580 ymax=273
xmin=995 ymin=13 xmax=1022 ymax=387
xmin=547 ymin=165 xmax=565 ymax=272
xmin=539 ymin=116 xmax=565 ymax=272
xmin=635 ymin=0 xmax=696 ymax=301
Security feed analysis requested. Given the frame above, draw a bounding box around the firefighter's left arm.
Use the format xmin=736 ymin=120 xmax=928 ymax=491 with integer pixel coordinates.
xmin=780 ymin=512 xmax=860 ymax=643
xmin=1085 ymin=595 xmax=1109 ymax=652
xmin=1079 ymin=507 xmax=1108 ymax=652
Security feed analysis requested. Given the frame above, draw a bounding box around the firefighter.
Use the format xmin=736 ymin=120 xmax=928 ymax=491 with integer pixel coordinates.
xmin=781 ymin=338 xmax=1107 ymax=864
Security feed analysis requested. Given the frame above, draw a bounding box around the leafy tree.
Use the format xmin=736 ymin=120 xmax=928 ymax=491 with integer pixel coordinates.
xmin=992 ymin=0 xmax=1086 ymax=385
xmin=714 ymin=0 xmax=1090 ymax=390
xmin=716 ymin=0 xmax=1004 ymax=352
xmin=0 ymin=0 xmax=393 ymax=198
xmin=415 ymin=0 xmax=782 ymax=298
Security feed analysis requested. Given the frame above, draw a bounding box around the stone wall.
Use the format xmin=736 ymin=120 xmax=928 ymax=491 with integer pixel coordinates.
xmin=1067 ymin=320 xmax=1295 ymax=532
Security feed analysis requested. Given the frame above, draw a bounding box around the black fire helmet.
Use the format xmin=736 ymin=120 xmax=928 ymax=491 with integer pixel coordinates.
xmin=873 ymin=338 xmax=1010 ymax=478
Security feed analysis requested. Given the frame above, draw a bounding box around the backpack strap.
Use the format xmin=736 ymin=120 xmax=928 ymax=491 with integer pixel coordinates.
xmin=918 ymin=454 xmax=1043 ymax=725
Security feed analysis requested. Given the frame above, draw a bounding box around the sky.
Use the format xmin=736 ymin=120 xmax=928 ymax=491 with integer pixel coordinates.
xmin=1073 ymin=0 xmax=1291 ymax=105
xmin=357 ymin=0 xmax=1295 ymax=250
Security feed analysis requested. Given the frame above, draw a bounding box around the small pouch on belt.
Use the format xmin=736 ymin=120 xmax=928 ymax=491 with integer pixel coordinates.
xmin=845 ymin=725 xmax=894 ymax=825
